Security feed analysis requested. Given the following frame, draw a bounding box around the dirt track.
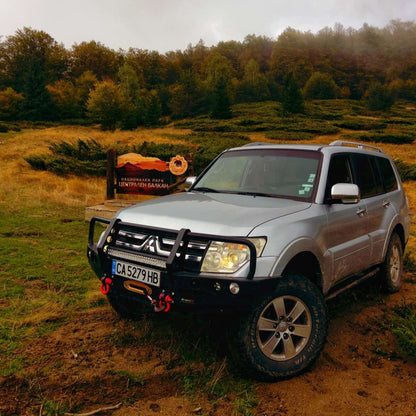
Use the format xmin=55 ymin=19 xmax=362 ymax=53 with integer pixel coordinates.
xmin=1 ymin=275 xmax=415 ymax=416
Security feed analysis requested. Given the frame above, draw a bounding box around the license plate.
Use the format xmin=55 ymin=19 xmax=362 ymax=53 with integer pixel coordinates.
xmin=112 ymin=259 xmax=161 ymax=287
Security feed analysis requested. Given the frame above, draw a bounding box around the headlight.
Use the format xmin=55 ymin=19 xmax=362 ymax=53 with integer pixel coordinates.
xmin=201 ymin=238 xmax=266 ymax=274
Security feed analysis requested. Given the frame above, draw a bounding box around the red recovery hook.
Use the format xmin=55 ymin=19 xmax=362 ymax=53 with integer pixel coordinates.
xmin=151 ymin=291 xmax=174 ymax=313
xmin=100 ymin=276 xmax=113 ymax=295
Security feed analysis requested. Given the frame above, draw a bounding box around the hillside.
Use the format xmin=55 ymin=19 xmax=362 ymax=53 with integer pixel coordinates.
xmin=0 ymin=100 xmax=415 ymax=415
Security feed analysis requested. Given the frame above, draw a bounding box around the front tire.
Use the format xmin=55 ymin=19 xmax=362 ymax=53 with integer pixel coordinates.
xmin=380 ymin=233 xmax=403 ymax=293
xmin=236 ymin=275 xmax=327 ymax=381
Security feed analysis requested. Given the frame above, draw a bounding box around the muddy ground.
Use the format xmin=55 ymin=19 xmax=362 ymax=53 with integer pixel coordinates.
xmin=1 ymin=275 xmax=416 ymax=416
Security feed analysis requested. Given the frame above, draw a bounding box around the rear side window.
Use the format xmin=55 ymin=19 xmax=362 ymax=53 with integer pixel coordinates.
xmin=350 ymin=154 xmax=383 ymax=198
xmin=377 ymin=157 xmax=398 ymax=193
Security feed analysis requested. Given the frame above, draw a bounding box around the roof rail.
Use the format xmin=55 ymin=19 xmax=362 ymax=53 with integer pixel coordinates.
xmin=329 ymin=140 xmax=384 ymax=153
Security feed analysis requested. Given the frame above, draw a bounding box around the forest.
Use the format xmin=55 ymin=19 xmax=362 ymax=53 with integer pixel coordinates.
xmin=1 ymin=20 xmax=416 ymax=129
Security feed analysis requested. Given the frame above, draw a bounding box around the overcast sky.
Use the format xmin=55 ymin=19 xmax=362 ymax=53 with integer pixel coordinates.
xmin=1 ymin=0 xmax=416 ymax=52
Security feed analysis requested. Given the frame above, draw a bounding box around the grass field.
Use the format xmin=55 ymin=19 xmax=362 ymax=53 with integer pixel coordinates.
xmin=0 ymin=99 xmax=415 ymax=415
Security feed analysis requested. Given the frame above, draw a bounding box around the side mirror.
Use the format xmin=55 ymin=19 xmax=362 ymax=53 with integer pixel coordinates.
xmin=331 ymin=183 xmax=360 ymax=204
xmin=184 ymin=176 xmax=196 ymax=191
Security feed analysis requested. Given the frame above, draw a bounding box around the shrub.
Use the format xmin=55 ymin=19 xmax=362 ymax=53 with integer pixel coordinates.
xmin=0 ymin=87 xmax=24 ymax=120
xmin=265 ymin=131 xmax=314 ymax=141
xmin=334 ymin=118 xmax=387 ymax=130
xmin=393 ymin=159 xmax=416 ymax=181
xmin=24 ymin=133 xmax=250 ymax=177
xmin=391 ymin=302 xmax=416 ymax=358
xmin=49 ymin=139 xmax=107 ymax=161
xmin=304 ymin=72 xmax=339 ymax=100
xmin=25 ymin=155 xmax=107 ymax=176
xmin=366 ymin=82 xmax=394 ymax=111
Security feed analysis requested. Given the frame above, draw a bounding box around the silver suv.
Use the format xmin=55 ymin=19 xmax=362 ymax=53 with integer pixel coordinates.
xmin=87 ymin=140 xmax=410 ymax=380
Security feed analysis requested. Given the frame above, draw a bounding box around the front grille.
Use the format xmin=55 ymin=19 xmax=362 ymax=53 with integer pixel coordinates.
xmin=109 ymin=223 xmax=208 ymax=272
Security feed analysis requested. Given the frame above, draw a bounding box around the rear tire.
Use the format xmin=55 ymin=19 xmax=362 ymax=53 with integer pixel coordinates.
xmin=236 ymin=275 xmax=327 ymax=381
xmin=380 ymin=233 xmax=403 ymax=293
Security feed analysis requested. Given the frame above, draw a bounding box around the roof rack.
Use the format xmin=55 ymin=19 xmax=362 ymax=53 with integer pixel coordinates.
xmin=329 ymin=140 xmax=384 ymax=153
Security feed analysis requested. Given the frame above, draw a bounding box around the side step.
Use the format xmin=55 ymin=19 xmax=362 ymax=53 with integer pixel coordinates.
xmin=325 ymin=268 xmax=380 ymax=300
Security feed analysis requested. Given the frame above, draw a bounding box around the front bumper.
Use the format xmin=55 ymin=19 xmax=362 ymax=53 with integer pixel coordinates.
xmin=87 ymin=217 xmax=277 ymax=311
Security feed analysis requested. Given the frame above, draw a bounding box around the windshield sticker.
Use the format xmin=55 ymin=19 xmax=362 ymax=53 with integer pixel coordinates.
xmin=308 ymin=174 xmax=316 ymax=183
xmin=299 ymin=184 xmax=313 ymax=195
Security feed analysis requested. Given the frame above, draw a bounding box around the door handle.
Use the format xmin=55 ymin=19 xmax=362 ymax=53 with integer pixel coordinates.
xmin=356 ymin=207 xmax=367 ymax=216
xmin=383 ymin=200 xmax=390 ymax=208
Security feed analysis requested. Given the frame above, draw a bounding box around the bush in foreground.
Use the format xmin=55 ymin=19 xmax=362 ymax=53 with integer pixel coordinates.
xmin=391 ymin=302 xmax=416 ymax=358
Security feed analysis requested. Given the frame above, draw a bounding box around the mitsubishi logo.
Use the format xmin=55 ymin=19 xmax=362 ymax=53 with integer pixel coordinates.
xmin=140 ymin=235 xmax=159 ymax=254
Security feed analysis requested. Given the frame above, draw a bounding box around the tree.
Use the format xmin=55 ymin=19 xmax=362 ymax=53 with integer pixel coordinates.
xmin=70 ymin=41 xmax=121 ymax=80
xmin=47 ymin=80 xmax=81 ymax=119
xmin=47 ymin=71 xmax=98 ymax=120
xmin=211 ymin=76 xmax=233 ymax=119
xmin=281 ymin=73 xmax=305 ymax=114
xmin=74 ymin=71 xmax=98 ymax=116
xmin=0 ymin=87 xmax=24 ymax=120
xmin=169 ymin=70 xmax=207 ymax=119
xmin=0 ymin=27 xmax=67 ymax=120
xmin=143 ymin=90 xmax=162 ymax=125
xmin=206 ymin=53 xmax=234 ymax=119
xmin=303 ymin=72 xmax=339 ymax=99
xmin=125 ymin=49 xmax=166 ymax=88
xmin=270 ymin=28 xmax=314 ymax=87
xmin=213 ymin=40 xmax=243 ymax=74
xmin=366 ymin=82 xmax=394 ymax=111
xmin=236 ymin=59 xmax=270 ymax=102
xmin=117 ymin=63 xmax=141 ymax=129
xmin=87 ymin=80 xmax=126 ymax=130
xmin=239 ymin=34 xmax=274 ymax=73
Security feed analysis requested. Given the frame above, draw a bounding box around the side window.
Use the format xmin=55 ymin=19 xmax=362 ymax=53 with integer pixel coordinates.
xmin=377 ymin=157 xmax=398 ymax=193
xmin=369 ymin=156 xmax=384 ymax=195
xmin=351 ymin=154 xmax=382 ymax=198
xmin=325 ymin=154 xmax=352 ymax=199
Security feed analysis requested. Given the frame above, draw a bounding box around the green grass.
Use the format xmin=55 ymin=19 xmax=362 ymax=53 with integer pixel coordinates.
xmin=40 ymin=399 xmax=68 ymax=416
xmin=113 ymin=313 xmax=257 ymax=411
xmin=0 ymin=202 xmax=95 ymax=372
xmin=391 ymin=302 xmax=416 ymax=358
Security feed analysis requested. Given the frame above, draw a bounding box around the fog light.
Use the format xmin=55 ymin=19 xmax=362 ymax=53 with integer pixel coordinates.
xmin=214 ymin=282 xmax=222 ymax=292
xmin=229 ymin=282 xmax=240 ymax=295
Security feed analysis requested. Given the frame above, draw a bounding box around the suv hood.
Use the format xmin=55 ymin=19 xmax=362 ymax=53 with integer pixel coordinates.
xmin=116 ymin=192 xmax=310 ymax=236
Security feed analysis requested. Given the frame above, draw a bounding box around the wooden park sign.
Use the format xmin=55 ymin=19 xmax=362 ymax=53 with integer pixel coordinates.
xmin=106 ymin=149 xmax=190 ymax=199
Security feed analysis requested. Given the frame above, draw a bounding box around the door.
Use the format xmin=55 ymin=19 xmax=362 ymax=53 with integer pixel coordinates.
xmin=351 ymin=154 xmax=399 ymax=265
xmin=324 ymin=154 xmax=371 ymax=282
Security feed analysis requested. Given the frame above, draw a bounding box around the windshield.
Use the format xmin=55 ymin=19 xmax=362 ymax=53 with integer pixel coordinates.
xmin=193 ymin=148 xmax=321 ymax=201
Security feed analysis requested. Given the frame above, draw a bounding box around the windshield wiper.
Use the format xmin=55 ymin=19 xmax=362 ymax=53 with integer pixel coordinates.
xmin=235 ymin=191 xmax=275 ymax=198
xmin=192 ymin=186 xmax=221 ymax=193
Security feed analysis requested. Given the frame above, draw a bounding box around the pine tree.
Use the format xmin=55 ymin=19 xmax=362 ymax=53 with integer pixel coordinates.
xmin=281 ymin=73 xmax=304 ymax=114
xmin=211 ymin=75 xmax=233 ymax=119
